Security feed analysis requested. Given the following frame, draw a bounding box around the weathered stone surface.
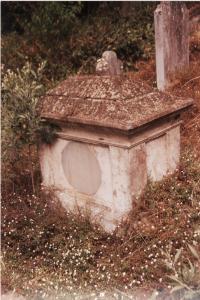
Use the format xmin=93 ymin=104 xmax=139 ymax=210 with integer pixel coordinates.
xmin=130 ymin=144 xmax=147 ymax=201
xmin=62 ymin=142 xmax=101 ymax=195
xmin=154 ymin=2 xmax=189 ymax=91
xmin=40 ymin=139 xmax=114 ymax=231
xmin=96 ymin=51 xmax=123 ymax=76
xmin=109 ymin=146 xmax=132 ymax=221
xmin=40 ymin=75 xmax=193 ymax=131
xmin=146 ymin=125 xmax=180 ymax=181
xmin=146 ymin=134 xmax=168 ymax=181
xmin=166 ymin=125 xmax=180 ymax=174
xmin=40 ymin=124 xmax=182 ymax=232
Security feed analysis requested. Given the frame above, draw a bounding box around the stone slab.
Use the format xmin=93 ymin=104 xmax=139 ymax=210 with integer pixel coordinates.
xmin=40 ymin=75 xmax=193 ymax=131
xmin=62 ymin=141 xmax=101 ymax=195
xmin=154 ymin=2 xmax=189 ymax=90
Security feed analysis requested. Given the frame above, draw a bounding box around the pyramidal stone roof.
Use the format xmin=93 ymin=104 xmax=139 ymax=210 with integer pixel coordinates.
xmin=40 ymin=75 xmax=193 ymax=131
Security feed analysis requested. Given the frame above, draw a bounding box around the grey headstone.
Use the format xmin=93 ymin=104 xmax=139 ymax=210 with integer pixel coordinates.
xmin=96 ymin=51 xmax=123 ymax=76
xmin=154 ymin=2 xmax=189 ymax=91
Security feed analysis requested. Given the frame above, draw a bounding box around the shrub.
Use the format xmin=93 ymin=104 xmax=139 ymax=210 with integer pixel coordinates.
xmin=2 ymin=62 xmax=57 ymax=193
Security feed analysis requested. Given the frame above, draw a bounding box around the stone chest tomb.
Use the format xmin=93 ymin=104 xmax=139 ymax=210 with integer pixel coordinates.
xmin=40 ymin=70 xmax=192 ymax=231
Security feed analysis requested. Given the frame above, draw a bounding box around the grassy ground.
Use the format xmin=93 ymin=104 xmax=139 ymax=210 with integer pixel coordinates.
xmin=2 ymin=150 xmax=200 ymax=299
xmin=1 ymin=24 xmax=200 ymax=300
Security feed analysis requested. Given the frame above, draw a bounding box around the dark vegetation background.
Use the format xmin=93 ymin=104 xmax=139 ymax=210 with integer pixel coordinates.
xmin=1 ymin=2 xmax=200 ymax=299
xmin=2 ymin=1 xmax=156 ymax=80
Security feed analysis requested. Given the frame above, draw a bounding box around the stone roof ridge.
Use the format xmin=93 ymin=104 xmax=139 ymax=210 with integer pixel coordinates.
xmin=45 ymin=89 xmax=159 ymax=101
xmin=44 ymin=74 xmax=157 ymax=101
xmin=44 ymin=87 xmax=185 ymax=105
xmin=40 ymin=74 xmax=193 ymax=131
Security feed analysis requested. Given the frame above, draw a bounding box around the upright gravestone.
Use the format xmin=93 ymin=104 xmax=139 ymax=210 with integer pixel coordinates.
xmin=96 ymin=51 xmax=123 ymax=76
xmin=154 ymin=2 xmax=189 ymax=91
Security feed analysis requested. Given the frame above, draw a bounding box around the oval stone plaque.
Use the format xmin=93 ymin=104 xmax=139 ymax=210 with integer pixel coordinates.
xmin=62 ymin=142 xmax=101 ymax=195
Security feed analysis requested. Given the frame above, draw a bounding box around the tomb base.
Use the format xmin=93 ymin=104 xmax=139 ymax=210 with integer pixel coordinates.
xmin=40 ymin=119 xmax=181 ymax=232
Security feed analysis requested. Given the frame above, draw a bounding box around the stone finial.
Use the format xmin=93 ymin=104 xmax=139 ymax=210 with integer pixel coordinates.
xmin=154 ymin=2 xmax=189 ymax=91
xmin=96 ymin=51 xmax=123 ymax=76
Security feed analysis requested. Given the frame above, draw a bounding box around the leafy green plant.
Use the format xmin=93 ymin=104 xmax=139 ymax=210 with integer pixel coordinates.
xmin=2 ymin=62 xmax=45 ymax=146
xmin=2 ymin=62 xmax=58 ymax=193
xmin=162 ymin=244 xmax=200 ymax=299
xmin=25 ymin=2 xmax=83 ymax=45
